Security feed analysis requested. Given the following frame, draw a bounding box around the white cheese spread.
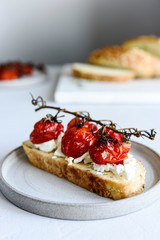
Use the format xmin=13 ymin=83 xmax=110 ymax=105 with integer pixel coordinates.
xmin=34 ymin=139 xmax=56 ymax=152
xmin=92 ymin=153 xmax=136 ymax=180
xmin=65 ymin=152 xmax=91 ymax=165
xmin=34 ymin=133 xmax=136 ymax=180
xmin=63 ymin=152 xmax=136 ymax=180
xmin=33 ymin=132 xmax=64 ymax=153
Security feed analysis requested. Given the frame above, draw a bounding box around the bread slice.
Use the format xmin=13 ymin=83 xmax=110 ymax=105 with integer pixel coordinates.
xmin=123 ymin=35 xmax=160 ymax=59
xmin=22 ymin=140 xmax=145 ymax=200
xmin=88 ymin=46 xmax=160 ymax=78
xmin=72 ymin=63 xmax=135 ymax=82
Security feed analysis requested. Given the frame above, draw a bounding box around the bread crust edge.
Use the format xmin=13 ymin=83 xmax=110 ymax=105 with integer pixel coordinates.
xmin=72 ymin=69 xmax=133 ymax=82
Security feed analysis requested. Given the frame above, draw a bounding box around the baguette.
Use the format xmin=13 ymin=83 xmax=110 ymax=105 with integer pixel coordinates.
xmin=88 ymin=46 xmax=160 ymax=78
xmin=72 ymin=63 xmax=135 ymax=82
xmin=22 ymin=140 xmax=145 ymax=200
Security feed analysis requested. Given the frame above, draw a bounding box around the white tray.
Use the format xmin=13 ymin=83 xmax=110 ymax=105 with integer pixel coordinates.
xmin=0 ymin=142 xmax=160 ymax=220
xmin=55 ymin=64 xmax=160 ymax=104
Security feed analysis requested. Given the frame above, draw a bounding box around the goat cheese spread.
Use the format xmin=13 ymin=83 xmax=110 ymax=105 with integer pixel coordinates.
xmin=33 ymin=133 xmax=136 ymax=180
xmin=92 ymin=154 xmax=136 ymax=180
xmin=33 ymin=132 xmax=64 ymax=153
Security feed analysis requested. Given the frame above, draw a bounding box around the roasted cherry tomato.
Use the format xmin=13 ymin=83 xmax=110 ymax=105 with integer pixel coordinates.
xmin=22 ymin=64 xmax=33 ymax=75
xmin=0 ymin=62 xmax=33 ymax=80
xmin=30 ymin=118 xmax=64 ymax=144
xmin=103 ymin=128 xmax=131 ymax=154
xmin=89 ymin=138 xmax=131 ymax=165
xmin=67 ymin=117 xmax=98 ymax=134
xmin=61 ymin=126 xmax=96 ymax=158
xmin=97 ymin=127 xmax=124 ymax=144
xmin=0 ymin=68 xmax=19 ymax=80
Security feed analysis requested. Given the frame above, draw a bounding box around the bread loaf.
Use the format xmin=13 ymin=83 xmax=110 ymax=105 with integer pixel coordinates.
xmin=88 ymin=46 xmax=160 ymax=78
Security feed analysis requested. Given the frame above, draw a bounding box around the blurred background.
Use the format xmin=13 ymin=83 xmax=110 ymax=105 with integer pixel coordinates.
xmin=0 ymin=0 xmax=160 ymax=64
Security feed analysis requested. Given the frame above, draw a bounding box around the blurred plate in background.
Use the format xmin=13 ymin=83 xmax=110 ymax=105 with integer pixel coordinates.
xmin=0 ymin=69 xmax=46 ymax=87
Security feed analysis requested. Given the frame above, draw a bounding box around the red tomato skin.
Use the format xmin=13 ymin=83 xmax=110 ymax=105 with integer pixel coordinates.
xmin=67 ymin=117 xmax=82 ymax=129
xmin=61 ymin=126 xmax=96 ymax=158
xmin=30 ymin=119 xmax=64 ymax=144
xmin=89 ymin=139 xmax=131 ymax=165
xmin=67 ymin=117 xmax=98 ymax=134
xmin=22 ymin=64 xmax=33 ymax=75
xmin=0 ymin=63 xmax=33 ymax=80
xmin=97 ymin=127 xmax=122 ymax=141
xmin=0 ymin=69 xmax=19 ymax=80
xmin=105 ymin=128 xmax=131 ymax=155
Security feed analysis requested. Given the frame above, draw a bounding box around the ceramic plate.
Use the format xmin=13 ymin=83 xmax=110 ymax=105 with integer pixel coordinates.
xmin=0 ymin=142 xmax=160 ymax=220
xmin=0 ymin=69 xmax=46 ymax=87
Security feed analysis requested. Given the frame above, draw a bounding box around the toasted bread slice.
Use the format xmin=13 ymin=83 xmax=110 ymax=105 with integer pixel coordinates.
xmin=22 ymin=140 xmax=145 ymax=200
xmin=88 ymin=46 xmax=160 ymax=78
xmin=72 ymin=63 xmax=134 ymax=82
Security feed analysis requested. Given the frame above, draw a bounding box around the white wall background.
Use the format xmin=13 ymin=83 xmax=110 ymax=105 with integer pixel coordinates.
xmin=0 ymin=0 xmax=160 ymax=64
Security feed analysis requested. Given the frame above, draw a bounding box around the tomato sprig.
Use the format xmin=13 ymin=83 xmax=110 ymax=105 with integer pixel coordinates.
xmin=30 ymin=115 xmax=131 ymax=165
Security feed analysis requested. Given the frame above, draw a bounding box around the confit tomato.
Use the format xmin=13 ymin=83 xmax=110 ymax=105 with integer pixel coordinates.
xmin=67 ymin=117 xmax=98 ymax=134
xmin=89 ymin=138 xmax=131 ymax=165
xmin=0 ymin=68 xmax=19 ymax=80
xmin=22 ymin=64 xmax=33 ymax=75
xmin=104 ymin=128 xmax=131 ymax=154
xmin=97 ymin=127 xmax=124 ymax=144
xmin=61 ymin=126 xmax=96 ymax=158
xmin=30 ymin=118 xmax=64 ymax=144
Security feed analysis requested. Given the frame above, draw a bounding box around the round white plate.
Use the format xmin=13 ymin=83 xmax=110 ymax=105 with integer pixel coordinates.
xmin=0 ymin=142 xmax=160 ymax=220
xmin=0 ymin=69 xmax=46 ymax=87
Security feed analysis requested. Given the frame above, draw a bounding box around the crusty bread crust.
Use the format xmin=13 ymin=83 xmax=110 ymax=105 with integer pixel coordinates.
xmin=123 ymin=35 xmax=160 ymax=46
xmin=73 ymin=69 xmax=134 ymax=82
xmin=123 ymin=36 xmax=160 ymax=76
xmin=88 ymin=46 xmax=160 ymax=78
xmin=22 ymin=141 xmax=145 ymax=200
